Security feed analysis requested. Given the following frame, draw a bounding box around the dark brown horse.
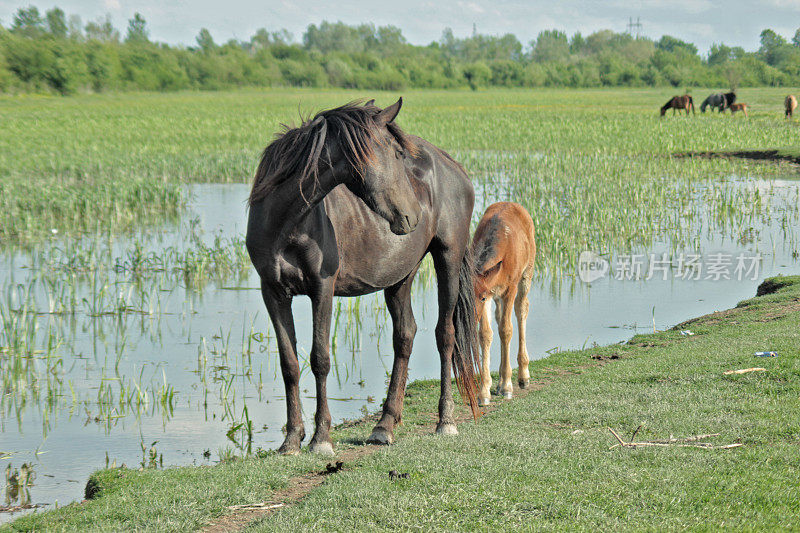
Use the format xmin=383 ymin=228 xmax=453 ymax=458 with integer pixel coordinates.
xmin=246 ymin=99 xmax=480 ymax=455
xmin=660 ymin=94 xmax=695 ymax=117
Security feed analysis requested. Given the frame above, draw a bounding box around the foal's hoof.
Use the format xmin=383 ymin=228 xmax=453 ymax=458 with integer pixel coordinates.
xmin=366 ymin=427 xmax=394 ymax=445
xmin=435 ymin=423 xmax=458 ymax=436
xmin=479 ymin=397 xmax=491 ymax=406
xmin=309 ymin=440 xmax=335 ymax=456
xmin=518 ymin=379 xmax=530 ymax=389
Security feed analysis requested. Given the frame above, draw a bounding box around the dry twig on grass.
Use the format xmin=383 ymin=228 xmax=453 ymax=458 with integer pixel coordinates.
xmin=723 ymin=367 xmax=766 ymax=375
xmin=226 ymin=502 xmax=284 ymax=512
xmin=608 ymin=428 xmax=743 ymax=450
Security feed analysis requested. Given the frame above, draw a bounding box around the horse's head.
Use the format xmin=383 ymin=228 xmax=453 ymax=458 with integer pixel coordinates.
xmin=342 ymin=98 xmax=422 ymax=235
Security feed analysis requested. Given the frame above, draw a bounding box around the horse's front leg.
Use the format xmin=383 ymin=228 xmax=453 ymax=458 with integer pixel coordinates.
xmin=367 ymin=269 xmax=418 ymax=445
xmin=496 ymin=286 xmax=517 ymax=400
xmin=308 ymin=280 xmax=335 ymax=455
xmin=261 ymin=282 xmax=304 ymax=455
xmin=515 ymin=273 xmax=533 ymax=388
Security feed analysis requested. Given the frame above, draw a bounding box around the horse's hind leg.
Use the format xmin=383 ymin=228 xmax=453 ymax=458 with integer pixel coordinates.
xmin=261 ymin=282 xmax=305 ymax=455
xmin=496 ymin=286 xmax=517 ymax=400
xmin=431 ymin=245 xmax=464 ymax=435
xmin=514 ymin=272 xmax=533 ymax=388
xmin=367 ymin=268 xmax=419 ymax=445
xmin=308 ymin=280 xmax=336 ymax=455
xmin=478 ymin=300 xmax=493 ymax=405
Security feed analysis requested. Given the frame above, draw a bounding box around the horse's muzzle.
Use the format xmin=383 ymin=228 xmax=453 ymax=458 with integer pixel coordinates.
xmin=390 ymin=213 xmax=419 ymax=235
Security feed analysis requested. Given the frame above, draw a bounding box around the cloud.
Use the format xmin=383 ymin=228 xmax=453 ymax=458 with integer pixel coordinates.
xmin=767 ymin=0 xmax=800 ymax=8
xmin=104 ymin=0 xmax=121 ymax=10
xmin=457 ymin=1 xmax=485 ymax=14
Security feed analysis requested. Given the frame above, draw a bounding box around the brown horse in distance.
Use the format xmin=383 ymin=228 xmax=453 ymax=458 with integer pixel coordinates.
xmin=471 ymin=202 xmax=536 ymax=405
xmin=660 ymin=95 xmax=695 ymax=117
xmin=729 ymin=103 xmax=749 ymax=117
xmin=786 ymin=95 xmax=797 ymax=119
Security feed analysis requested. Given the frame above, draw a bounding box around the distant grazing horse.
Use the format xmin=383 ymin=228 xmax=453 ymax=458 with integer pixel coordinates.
xmin=661 ymin=95 xmax=695 ymax=116
xmin=700 ymin=92 xmax=736 ymax=113
xmin=786 ymin=95 xmax=797 ymax=119
xmin=730 ymin=103 xmax=749 ymax=117
xmin=246 ymin=99 xmax=480 ymax=454
xmin=471 ymin=202 xmax=536 ymax=405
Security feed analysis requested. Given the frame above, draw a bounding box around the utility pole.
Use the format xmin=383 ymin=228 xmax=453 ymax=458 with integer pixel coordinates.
xmin=626 ymin=17 xmax=642 ymax=39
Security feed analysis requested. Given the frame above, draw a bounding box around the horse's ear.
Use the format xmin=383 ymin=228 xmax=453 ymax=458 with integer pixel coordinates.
xmin=375 ymin=97 xmax=402 ymax=126
xmin=365 ymin=99 xmax=376 ymax=107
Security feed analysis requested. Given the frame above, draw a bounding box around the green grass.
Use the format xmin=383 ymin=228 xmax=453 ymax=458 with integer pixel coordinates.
xmin=6 ymin=275 xmax=800 ymax=531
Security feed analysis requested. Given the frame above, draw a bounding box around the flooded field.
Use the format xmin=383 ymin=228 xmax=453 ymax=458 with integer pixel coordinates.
xmin=2 ymin=173 xmax=799 ymax=518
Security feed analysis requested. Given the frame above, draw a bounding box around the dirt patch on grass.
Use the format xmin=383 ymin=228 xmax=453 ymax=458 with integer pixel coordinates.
xmin=673 ymin=150 xmax=800 ymax=166
xmin=203 ymin=444 xmax=379 ymax=533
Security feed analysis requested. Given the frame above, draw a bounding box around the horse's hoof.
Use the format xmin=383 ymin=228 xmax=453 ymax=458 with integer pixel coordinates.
xmin=309 ymin=440 xmax=335 ymax=456
xmin=278 ymin=431 xmax=304 ymax=455
xmin=479 ymin=397 xmax=491 ymax=406
xmin=502 ymin=391 xmax=513 ymax=400
xmin=366 ymin=427 xmax=394 ymax=445
xmin=278 ymin=444 xmax=301 ymax=456
xmin=518 ymin=379 xmax=529 ymax=389
xmin=435 ymin=423 xmax=458 ymax=436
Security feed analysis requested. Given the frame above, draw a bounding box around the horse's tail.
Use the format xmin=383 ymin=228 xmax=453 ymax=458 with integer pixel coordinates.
xmin=689 ymin=96 xmax=695 ymax=115
xmin=452 ymin=245 xmax=481 ymax=419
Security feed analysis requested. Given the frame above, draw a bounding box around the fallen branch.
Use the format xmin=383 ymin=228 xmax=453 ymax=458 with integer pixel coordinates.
xmin=608 ymin=428 xmax=742 ymax=450
xmin=723 ymin=367 xmax=766 ymax=375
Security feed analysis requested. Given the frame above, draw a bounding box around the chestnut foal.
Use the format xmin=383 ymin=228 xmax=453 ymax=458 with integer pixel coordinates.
xmin=471 ymin=202 xmax=536 ymax=405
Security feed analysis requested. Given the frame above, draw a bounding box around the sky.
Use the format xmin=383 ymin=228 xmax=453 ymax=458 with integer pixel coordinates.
xmin=1 ymin=0 xmax=799 ymax=54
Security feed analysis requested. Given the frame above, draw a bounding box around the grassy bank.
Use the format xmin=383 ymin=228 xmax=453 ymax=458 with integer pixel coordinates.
xmin=6 ymin=274 xmax=799 ymax=531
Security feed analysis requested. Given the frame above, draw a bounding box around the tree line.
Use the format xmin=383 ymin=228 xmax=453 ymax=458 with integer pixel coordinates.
xmin=2 ymin=6 xmax=800 ymax=95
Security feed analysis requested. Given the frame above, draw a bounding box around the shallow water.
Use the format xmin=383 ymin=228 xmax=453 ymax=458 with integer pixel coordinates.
xmin=2 ymin=178 xmax=799 ymax=520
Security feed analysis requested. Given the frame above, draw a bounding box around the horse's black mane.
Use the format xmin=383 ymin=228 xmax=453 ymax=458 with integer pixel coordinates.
xmin=249 ymin=101 xmax=417 ymax=204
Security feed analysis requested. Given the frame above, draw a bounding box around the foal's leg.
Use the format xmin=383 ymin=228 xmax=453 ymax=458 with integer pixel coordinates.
xmin=261 ymin=282 xmax=304 ymax=455
xmin=367 ymin=269 xmax=418 ymax=445
xmin=308 ymin=279 xmax=335 ymax=455
xmin=431 ymin=246 xmax=464 ymax=435
xmin=477 ymin=301 xmax=493 ymax=406
xmin=515 ymin=272 xmax=533 ymax=388
xmin=496 ymin=286 xmax=517 ymax=399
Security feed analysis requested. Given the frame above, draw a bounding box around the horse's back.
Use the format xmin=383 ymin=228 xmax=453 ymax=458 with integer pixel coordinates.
xmin=474 ymin=202 xmax=536 ymax=272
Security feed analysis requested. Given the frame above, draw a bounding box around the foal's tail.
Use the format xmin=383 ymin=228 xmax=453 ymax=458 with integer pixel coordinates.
xmin=688 ymin=96 xmax=695 ymax=115
xmin=452 ymin=246 xmax=481 ymax=419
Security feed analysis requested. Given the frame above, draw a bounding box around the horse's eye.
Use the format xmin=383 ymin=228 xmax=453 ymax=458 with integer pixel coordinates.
xmin=395 ymin=148 xmax=404 ymax=159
